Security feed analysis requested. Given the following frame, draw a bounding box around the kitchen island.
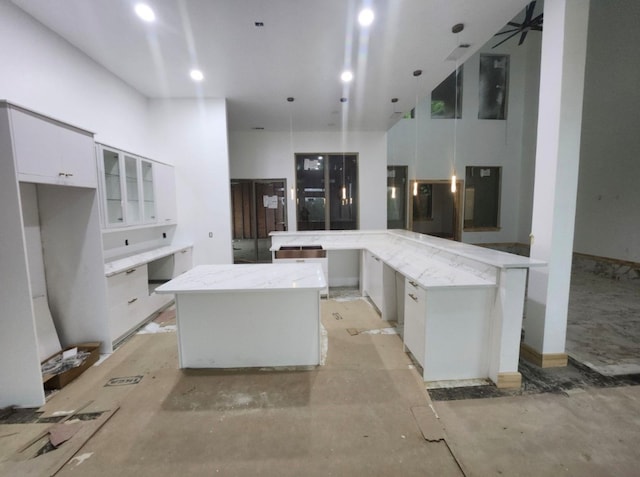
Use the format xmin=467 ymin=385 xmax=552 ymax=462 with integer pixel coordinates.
xmin=156 ymin=263 xmax=326 ymax=368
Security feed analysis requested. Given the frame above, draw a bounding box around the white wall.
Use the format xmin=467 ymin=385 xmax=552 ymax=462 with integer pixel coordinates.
xmin=388 ymin=37 xmax=540 ymax=245
xmin=0 ymin=2 xmax=149 ymax=155
xmin=229 ymin=130 xmax=388 ymax=231
xmin=574 ymin=0 xmax=640 ymax=263
xmin=149 ymin=99 xmax=233 ymax=265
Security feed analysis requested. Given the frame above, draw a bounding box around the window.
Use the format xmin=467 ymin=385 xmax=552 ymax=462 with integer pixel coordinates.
xmin=431 ymin=66 xmax=463 ymax=119
xmin=464 ymin=166 xmax=501 ymax=230
xmin=295 ymin=153 xmax=358 ymax=230
xmin=478 ymin=54 xmax=509 ymax=120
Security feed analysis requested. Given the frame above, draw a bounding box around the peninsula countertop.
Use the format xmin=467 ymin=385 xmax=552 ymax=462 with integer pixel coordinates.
xmin=270 ymin=230 xmax=546 ymax=290
xmin=155 ymin=263 xmax=327 ymax=294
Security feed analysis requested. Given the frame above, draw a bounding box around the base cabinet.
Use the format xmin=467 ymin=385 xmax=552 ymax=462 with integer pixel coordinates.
xmin=403 ymin=278 xmax=493 ymax=382
xmin=106 ymin=247 xmax=193 ymax=344
xmin=362 ymin=251 xmax=397 ymax=321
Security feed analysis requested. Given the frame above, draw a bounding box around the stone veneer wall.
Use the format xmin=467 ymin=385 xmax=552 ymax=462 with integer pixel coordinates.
xmin=478 ymin=243 xmax=640 ymax=281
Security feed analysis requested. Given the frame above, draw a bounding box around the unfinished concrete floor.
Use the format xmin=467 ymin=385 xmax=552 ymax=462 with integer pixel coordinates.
xmin=2 ymin=276 xmax=639 ymax=476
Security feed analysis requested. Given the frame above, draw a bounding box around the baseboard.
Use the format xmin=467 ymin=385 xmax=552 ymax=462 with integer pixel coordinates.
xmin=520 ymin=343 xmax=568 ymax=368
xmin=496 ymin=372 xmax=522 ymax=389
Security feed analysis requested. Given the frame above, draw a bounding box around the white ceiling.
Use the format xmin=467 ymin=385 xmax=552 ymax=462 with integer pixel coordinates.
xmin=12 ymin=0 xmax=531 ymax=132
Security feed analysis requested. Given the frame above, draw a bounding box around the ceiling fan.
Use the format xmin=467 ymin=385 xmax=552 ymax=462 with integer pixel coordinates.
xmin=492 ymin=1 xmax=543 ymax=49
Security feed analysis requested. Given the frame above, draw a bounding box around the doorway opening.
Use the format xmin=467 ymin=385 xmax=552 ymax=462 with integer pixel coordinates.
xmin=231 ymin=179 xmax=287 ymax=263
xmin=408 ymin=179 xmax=463 ymax=241
xmin=387 ymin=166 xmax=408 ymax=229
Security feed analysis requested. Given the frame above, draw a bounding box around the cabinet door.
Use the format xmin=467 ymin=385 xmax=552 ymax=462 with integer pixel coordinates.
xmin=403 ymin=279 xmax=426 ymax=367
xmin=140 ymin=160 xmax=156 ymax=223
xmin=154 ymin=162 xmax=177 ymax=224
xmin=365 ymin=252 xmax=384 ymax=313
xmin=124 ymin=155 xmax=141 ymax=225
xmin=11 ymin=109 xmax=61 ymax=181
xmin=11 ymin=108 xmax=96 ymax=188
xmin=173 ymin=248 xmax=193 ymax=277
xmin=100 ymin=148 xmax=125 ymax=226
xmin=57 ymin=125 xmax=97 ymax=188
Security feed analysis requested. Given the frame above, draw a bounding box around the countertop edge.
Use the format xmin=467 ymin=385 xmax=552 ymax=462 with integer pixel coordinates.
xmin=105 ymin=244 xmax=193 ymax=277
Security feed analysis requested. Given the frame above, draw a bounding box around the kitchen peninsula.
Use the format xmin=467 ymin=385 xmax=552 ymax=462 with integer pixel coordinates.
xmin=271 ymin=230 xmax=545 ymax=388
xmin=156 ymin=263 xmax=326 ymax=368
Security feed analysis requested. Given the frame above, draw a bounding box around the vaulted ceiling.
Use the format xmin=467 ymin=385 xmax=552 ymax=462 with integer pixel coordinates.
xmin=12 ymin=0 xmax=531 ymax=131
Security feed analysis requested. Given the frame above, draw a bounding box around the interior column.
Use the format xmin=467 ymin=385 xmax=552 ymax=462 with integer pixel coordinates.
xmin=523 ymin=0 xmax=590 ymax=366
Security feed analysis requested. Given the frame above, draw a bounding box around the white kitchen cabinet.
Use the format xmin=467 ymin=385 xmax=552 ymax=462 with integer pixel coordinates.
xmin=154 ymin=161 xmax=177 ymax=225
xmin=107 ymin=265 xmax=149 ymax=343
xmin=98 ymin=144 xmax=170 ymax=229
xmin=9 ymin=105 xmax=96 ymax=188
xmin=1 ymin=102 xmax=110 ymax=408
xmin=403 ymin=279 xmax=427 ymax=367
xmin=173 ymin=247 xmax=193 ymax=277
xmin=362 ymin=250 xmax=397 ymax=321
xmin=403 ymin=277 xmax=493 ymax=382
xmin=106 ymin=245 xmax=193 ymax=344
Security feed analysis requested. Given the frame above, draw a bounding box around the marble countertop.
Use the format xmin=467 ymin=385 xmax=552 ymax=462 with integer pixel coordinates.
xmin=270 ymin=230 xmax=545 ymax=269
xmin=155 ymin=263 xmax=327 ymax=293
xmin=105 ymin=244 xmax=193 ymax=277
xmin=270 ymin=230 xmax=546 ymax=289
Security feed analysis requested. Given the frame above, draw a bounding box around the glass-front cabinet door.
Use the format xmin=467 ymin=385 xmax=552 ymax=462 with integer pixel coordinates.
xmin=98 ymin=144 xmax=157 ymax=228
xmin=141 ymin=160 xmax=156 ymax=223
xmin=124 ymin=155 xmax=140 ymax=225
xmin=102 ymin=148 xmax=124 ymax=226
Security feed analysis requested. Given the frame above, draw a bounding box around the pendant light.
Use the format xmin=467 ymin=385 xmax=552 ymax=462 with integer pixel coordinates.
xmin=412 ymin=69 xmax=422 ymax=197
xmin=288 ymin=97 xmax=295 ymax=201
xmin=451 ymin=24 xmax=463 ymax=194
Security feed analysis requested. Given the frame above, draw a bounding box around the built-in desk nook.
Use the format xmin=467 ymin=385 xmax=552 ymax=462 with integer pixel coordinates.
xmin=270 ymin=230 xmax=545 ymax=388
xmin=156 ymin=263 xmax=326 ymax=368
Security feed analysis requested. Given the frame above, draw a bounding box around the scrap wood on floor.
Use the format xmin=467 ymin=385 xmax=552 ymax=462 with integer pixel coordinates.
xmin=0 ymin=403 xmax=119 ymax=476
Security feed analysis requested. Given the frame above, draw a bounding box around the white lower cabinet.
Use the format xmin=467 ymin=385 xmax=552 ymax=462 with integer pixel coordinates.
xmin=362 ymin=250 xmax=397 ymax=321
xmin=403 ymin=279 xmax=427 ymax=368
xmin=107 ymin=265 xmax=150 ymax=343
xmin=403 ymin=277 xmax=493 ymax=382
xmin=173 ymin=247 xmax=193 ymax=277
xmin=106 ymin=246 xmax=193 ymax=344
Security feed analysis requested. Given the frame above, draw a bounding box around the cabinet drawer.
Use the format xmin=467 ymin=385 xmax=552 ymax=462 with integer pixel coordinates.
xmin=173 ymin=248 xmax=193 ymax=277
xmin=106 ymin=265 xmax=148 ymax=309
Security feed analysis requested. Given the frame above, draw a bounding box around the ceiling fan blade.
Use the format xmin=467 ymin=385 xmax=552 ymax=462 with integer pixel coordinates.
xmin=524 ymin=1 xmax=536 ymax=24
xmin=493 ymin=30 xmax=521 ymax=48
xmin=532 ymin=13 xmax=543 ymax=24
xmin=531 ymin=26 xmax=543 ymax=31
xmin=507 ymin=21 xmax=522 ymax=27
xmin=518 ymin=30 xmax=529 ymax=45
xmin=494 ymin=28 xmax=522 ymax=36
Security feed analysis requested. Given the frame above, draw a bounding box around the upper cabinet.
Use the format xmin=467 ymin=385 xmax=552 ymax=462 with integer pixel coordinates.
xmin=6 ymin=103 xmax=96 ymax=188
xmin=97 ymin=144 xmax=176 ymax=229
xmin=154 ymin=161 xmax=177 ymax=225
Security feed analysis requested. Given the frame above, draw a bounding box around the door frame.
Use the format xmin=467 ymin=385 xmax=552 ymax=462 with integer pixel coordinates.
xmin=407 ymin=179 xmax=463 ymax=241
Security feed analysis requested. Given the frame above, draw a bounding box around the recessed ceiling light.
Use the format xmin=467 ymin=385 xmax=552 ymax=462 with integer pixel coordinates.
xmin=254 ymin=21 xmax=264 ymax=27
xmin=340 ymin=97 xmax=348 ymax=103
xmin=358 ymin=8 xmax=375 ymax=27
xmin=340 ymin=71 xmax=353 ymax=83
xmin=190 ymin=69 xmax=204 ymax=81
xmin=134 ymin=3 xmax=155 ymax=22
